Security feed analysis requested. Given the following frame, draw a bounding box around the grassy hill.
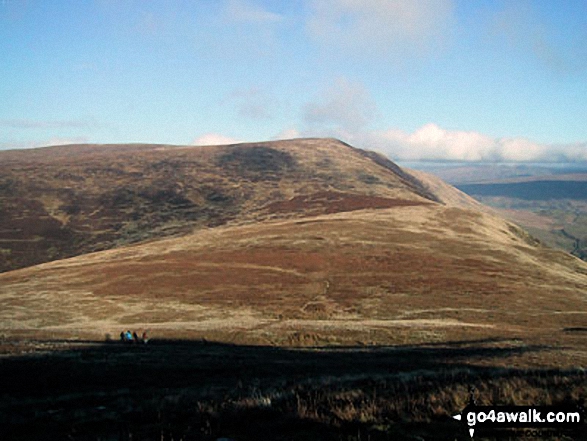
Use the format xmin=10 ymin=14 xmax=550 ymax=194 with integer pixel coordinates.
xmin=0 ymin=139 xmax=435 ymax=273
xmin=1 ymin=139 xmax=585 ymax=355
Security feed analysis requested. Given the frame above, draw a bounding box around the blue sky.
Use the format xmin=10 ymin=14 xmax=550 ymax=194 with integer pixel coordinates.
xmin=1 ymin=0 xmax=586 ymax=162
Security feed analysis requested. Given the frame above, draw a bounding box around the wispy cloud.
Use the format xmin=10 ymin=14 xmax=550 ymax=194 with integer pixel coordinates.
xmin=306 ymin=0 xmax=455 ymax=57
xmin=227 ymin=87 xmax=277 ymax=120
xmin=223 ymin=0 xmax=283 ymax=24
xmin=303 ymin=78 xmax=377 ymax=132
xmin=490 ymin=2 xmax=587 ymax=75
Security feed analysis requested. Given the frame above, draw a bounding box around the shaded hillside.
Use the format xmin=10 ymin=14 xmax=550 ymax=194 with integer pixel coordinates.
xmin=0 ymin=139 xmax=433 ymax=273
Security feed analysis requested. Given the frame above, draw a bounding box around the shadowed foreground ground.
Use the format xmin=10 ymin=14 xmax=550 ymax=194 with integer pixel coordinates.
xmin=1 ymin=338 xmax=585 ymax=440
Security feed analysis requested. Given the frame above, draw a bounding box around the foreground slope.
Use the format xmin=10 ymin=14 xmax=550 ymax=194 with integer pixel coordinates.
xmin=2 ymin=204 xmax=586 ymax=366
xmin=0 ymin=138 xmax=435 ymax=272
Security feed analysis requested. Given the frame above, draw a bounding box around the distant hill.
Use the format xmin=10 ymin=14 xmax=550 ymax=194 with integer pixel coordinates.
xmin=456 ymin=181 xmax=587 ymax=201
xmin=413 ymin=162 xmax=587 ymax=185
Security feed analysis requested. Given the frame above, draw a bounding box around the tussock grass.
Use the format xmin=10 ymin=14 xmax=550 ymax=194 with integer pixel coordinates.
xmin=95 ymin=368 xmax=586 ymax=440
xmin=1 ymin=339 xmax=585 ymax=440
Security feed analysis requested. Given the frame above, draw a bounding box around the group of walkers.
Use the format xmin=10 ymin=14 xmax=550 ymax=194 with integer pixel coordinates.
xmin=120 ymin=329 xmax=149 ymax=344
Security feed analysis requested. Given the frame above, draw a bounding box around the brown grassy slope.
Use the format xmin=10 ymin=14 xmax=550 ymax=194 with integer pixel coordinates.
xmin=1 ymin=200 xmax=586 ymax=366
xmin=0 ymin=138 xmax=433 ymax=273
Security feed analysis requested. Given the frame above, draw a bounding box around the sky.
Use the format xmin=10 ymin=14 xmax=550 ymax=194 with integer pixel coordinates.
xmin=1 ymin=0 xmax=586 ymax=162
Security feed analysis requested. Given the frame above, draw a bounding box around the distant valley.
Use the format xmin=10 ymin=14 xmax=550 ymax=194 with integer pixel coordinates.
xmin=408 ymin=162 xmax=587 ymax=261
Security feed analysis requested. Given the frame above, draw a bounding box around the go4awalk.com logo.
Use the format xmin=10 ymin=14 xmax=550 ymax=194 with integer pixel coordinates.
xmin=452 ymin=404 xmax=586 ymax=438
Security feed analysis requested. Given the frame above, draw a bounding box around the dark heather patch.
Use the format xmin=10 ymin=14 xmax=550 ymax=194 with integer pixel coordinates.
xmin=217 ymin=146 xmax=297 ymax=180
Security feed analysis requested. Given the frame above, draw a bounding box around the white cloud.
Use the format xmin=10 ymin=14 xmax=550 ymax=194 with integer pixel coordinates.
xmin=295 ymin=118 xmax=585 ymax=163
xmin=191 ymin=133 xmax=241 ymax=146
xmin=224 ymin=0 xmax=283 ymax=24
xmin=306 ymin=0 xmax=455 ymax=57
xmin=354 ymin=123 xmax=586 ymax=163
xmin=372 ymin=124 xmax=497 ymax=161
xmin=303 ymin=78 xmax=377 ymax=132
xmin=496 ymin=137 xmax=548 ymax=162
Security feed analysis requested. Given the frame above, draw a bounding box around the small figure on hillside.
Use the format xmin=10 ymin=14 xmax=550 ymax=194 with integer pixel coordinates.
xmin=125 ymin=330 xmax=133 ymax=342
xmin=119 ymin=331 xmax=125 ymax=342
xmin=132 ymin=331 xmax=139 ymax=343
xmin=141 ymin=330 xmax=149 ymax=344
